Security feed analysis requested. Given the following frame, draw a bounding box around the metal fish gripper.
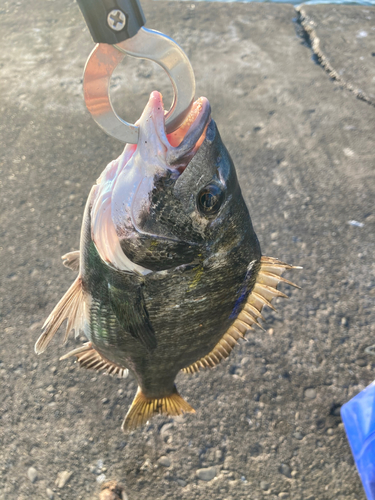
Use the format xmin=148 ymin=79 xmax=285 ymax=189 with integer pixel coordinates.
xmin=76 ymin=0 xmax=196 ymax=144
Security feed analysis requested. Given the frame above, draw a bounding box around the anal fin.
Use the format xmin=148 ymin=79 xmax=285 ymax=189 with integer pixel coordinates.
xmin=122 ymin=387 xmax=195 ymax=432
xmin=60 ymin=342 xmax=128 ymax=378
xmin=35 ymin=276 xmax=86 ymax=354
xmin=182 ymin=255 xmax=301 ymax=374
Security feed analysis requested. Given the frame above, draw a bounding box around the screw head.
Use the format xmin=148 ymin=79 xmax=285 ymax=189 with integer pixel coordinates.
xmin=107 ymin=9 xmax=126 ymax=31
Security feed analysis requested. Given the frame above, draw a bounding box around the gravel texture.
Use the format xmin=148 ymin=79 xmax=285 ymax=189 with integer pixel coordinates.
xmin=1 ymin=1 xmax=374 ymax=499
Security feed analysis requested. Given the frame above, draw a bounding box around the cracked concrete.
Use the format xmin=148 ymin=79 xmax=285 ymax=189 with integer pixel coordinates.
xmin=297 ymin=5 xmax=375 ymax=107
xmin=1 ymin=1 xmax=375 ymax=500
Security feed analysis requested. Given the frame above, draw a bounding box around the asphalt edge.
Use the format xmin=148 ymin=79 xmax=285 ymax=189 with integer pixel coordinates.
xmin=294 ymin=5 xmax=375 ymax=108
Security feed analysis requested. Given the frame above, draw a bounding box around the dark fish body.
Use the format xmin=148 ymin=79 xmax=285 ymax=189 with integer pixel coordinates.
xmin=36 ymin=92 xmax=299 ymax=431
xmin=81 ymin=118 xmax=260 ymax=394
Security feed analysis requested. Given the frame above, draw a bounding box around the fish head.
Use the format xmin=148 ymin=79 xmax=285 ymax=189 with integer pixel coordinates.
xmin=91 ymin=91 xmax=259 ymax=273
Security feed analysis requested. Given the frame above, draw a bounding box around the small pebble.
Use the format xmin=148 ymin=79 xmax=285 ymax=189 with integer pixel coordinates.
xmin=90 ymin=464 xmax=98 ymax=474
xmin=176 ymin=479 xmax=187 ymax=487
xmin=260 ymin=481 xmax=270 ymax=490
xmin=27 ymin=467 xmax=37 ymax=483
xmin=101 ymin=397 xmax=109 ymax=404
xmin=327 ymin=428 xmax=334 ymax=435
xmin=97 ymin=473 xmax=107 ymax=484
xmin=348 ymin=220 xmax=363 ymax=227
xmin=103 ymin=409 xmax=112 ymax=419
xmin=46 ymin=488 xmax=54 ymax=499
xmin=159 ymin=423 xmax=174 ymax=436
xmin=241 ymin=356 xmax=250 ymax=366
xmin=278 ymin=493 xmax=290 ymax=499
xmin=332 ymin=405 xmax=341 ymax=416
xmin=196 ymin=466 xmax=217 ymax=481
xmin=293 ymin=431 xmax=304 ymax=440
xmin=158 ymin=456 xmax=171 ymax=467
xmin=140 ymin=459 xmax=152 ymax=471
xmin=174 ymin=414 xmax=185 ymax=424
xmin=279 ymin=463 xmax=291 ymax=478
xmin=30 ymin=322 xmax=42 ymax=331
xmin=356 ymin=358 xmax=367 ymax=367
xmin=55 ymin=470 xmax=73 ymax=488
xmin=215 ymin=449 xmax=223 ymax=460
xmin=341 ymin=317 xmax=348 ymax=326
xmin=304 ymin=388 xmax=316 ymax=400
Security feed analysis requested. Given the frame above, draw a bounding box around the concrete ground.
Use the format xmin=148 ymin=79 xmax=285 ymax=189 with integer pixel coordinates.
xmin=0 ymin=1 xmax=374 ymax=499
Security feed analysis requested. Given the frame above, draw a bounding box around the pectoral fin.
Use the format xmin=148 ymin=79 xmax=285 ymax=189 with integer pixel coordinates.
xmin=108 ymin=283 xmax=157 ymax=352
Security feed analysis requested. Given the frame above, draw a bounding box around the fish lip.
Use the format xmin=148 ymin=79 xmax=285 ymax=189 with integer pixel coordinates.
xmin=165 ymin=96 xmax=212 ymax=170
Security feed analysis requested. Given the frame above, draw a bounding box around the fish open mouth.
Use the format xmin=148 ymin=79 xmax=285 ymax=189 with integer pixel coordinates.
xmin=90 ymin=92 xmax=212 ymax=274
xmin=135 ymin=91 xmax=212 ymax=174
xmin=165 ymin=95 xmax=211 ymax=171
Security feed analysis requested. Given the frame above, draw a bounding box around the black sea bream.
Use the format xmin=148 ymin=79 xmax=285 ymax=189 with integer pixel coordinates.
xmin=35 ymin=91 xmax=300 ymax=431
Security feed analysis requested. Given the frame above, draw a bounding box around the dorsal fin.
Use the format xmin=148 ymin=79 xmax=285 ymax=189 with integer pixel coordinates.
xmin=62 ymin=251 xmax=80 ymax=272
xmin=35 ymin=276 xmax=86 ymax=354
xmin=182 ymin=256 xmax=301 ymax=374
xmin=60 ymin=342 xmax=129 ymax=378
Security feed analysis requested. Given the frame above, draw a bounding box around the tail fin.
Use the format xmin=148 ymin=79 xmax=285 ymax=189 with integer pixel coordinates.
xmin=122 ymin=387 xmax=195 ymax=432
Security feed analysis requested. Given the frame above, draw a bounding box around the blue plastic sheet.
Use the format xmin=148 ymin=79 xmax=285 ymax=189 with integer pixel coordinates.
xmin=341 ymin=381 xmax=375 ymax=500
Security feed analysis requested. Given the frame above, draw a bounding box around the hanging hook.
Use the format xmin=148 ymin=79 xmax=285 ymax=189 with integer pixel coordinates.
xmin=83 ymin=27 xmax=196 ymax=144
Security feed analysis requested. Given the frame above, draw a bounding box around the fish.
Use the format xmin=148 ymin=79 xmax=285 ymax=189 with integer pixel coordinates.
xmin=35 ymin=91 xmax=300 ymax=432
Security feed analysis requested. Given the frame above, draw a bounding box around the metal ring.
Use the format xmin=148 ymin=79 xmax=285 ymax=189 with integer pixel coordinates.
xmin=83 ymin=27 xmax=196 ymax=144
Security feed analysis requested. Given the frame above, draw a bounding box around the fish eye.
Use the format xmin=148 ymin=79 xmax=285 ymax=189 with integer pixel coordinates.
xmin=197 ymin=184 xmax=225 ymax=217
